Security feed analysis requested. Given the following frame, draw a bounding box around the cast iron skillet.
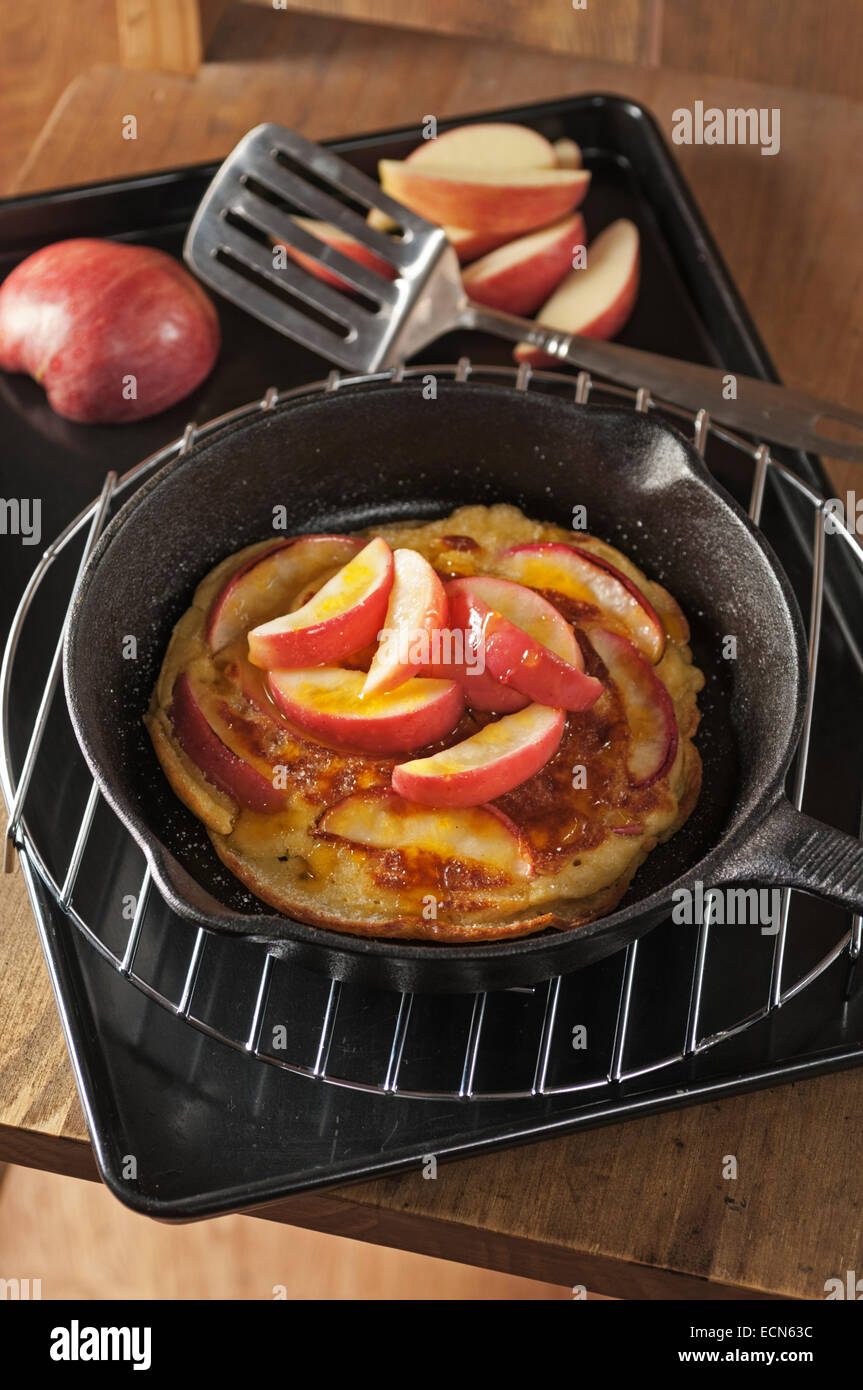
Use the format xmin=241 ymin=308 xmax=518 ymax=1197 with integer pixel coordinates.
xmin=64 ymin=380 xmax=863 ymax=993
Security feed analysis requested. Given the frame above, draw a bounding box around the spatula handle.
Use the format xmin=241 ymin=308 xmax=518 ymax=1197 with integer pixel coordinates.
xmin=465 ymin=303 xmax=863 ymax=463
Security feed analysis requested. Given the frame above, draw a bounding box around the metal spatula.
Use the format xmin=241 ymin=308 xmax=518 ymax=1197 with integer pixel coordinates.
xmin=184 ymin=123 xmax=863 ymax=462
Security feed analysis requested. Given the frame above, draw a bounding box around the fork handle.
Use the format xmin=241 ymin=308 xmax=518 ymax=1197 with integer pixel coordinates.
xmin=463 ymin=303 xmax=863 ymax=463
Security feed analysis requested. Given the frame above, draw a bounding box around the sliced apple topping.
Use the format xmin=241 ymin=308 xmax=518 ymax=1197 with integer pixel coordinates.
xmin=587 ymin=628 xmax=678 ymax=787
xmin=392 ymin=703 xmax=565 ymax=808
xmin=447 ymin=576 xmax=602 ymax=712
xmin=436 ymin=664 xmax=529 ymax=714
xmin=247 ymin=536 xmax=394 ymax=669
xmin=267 ymin=667 xmax=464 ymax=756
xmin=362 ymin=548 xmax=448 ymax=697
xmin=496 ymin=542 xmax=665 ymax=663
xmin=317 ymin=790 xmax=533 ymax=879
xmin=169 ymin=672 xmax=287 ymax=814
xmin=207 ymin=533 xmax=363 ymax=653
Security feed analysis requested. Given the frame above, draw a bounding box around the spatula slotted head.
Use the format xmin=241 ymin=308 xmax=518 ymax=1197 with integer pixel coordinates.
xmin=184 ymin=124 xmax=464 ymax=371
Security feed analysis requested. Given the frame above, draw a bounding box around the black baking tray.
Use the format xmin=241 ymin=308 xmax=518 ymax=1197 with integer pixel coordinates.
xmin=3 ymin=95 xmax=862 ymax=1233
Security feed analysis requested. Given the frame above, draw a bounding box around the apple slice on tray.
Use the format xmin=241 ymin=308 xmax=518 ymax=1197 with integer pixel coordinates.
xmin=588 ymin=628 xmax=678 ymax=787
xmin=276 ymin=217 xmax=396 ymax=293
xmin=267 ymin=667 xmax=464 ymax=756
xmin=247 ymin=537 xmax=393 ymax=669
xmin=405 ymin=122 xmax=557 ymax=173
xmin=317 ymin=789 xmax=534 ymax=879
xmin=496 ymin=543 xmax=665 ymax=663
xmin=553 ymin=137 xmax=583 ymax=170
xmin=463 ymin=213 xmax=586 ymax=316
xmin=363 ymin=548 xmax=448 ymax=696
xmin=392 ymin=702 xmax=565 ymax=807
xmin=445 ymin=225 xmax=519 ymax=263
xmin=169 ymin=672 xmax=288 ymax=814
xmin=447 ymin=576 xmax=603 ymax=711
xmin=365 ymin=207 xmax=512 ymax=264
xmin=208 ymin=533 xmax=363 ymax=653
xmin=378 ymin=161 xmax=591 ymax=236
xmin=514 ymin=218 xmax=641 ymax=364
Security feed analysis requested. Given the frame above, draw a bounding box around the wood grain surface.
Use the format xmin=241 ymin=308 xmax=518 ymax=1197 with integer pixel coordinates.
xmin=1 ymin=9 xmax=862 ymax=1299
xmin=242 ymin=0 xmax=654 ymax=64
xmin=0 ymin=1164 xmax=571 ymax=1299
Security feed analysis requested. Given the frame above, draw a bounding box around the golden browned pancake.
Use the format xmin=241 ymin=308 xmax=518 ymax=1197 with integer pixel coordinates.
xmin=145 ymin=505 xmax=704 ymax=942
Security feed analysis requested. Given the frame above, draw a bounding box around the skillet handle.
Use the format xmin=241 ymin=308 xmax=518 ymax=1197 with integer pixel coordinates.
xmin=715 ymin=796 xmax=863 ymax=913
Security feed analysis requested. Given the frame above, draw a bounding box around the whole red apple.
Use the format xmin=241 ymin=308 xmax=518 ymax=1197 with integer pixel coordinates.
xmin=0 ymin=238 xmax=221 ymax=424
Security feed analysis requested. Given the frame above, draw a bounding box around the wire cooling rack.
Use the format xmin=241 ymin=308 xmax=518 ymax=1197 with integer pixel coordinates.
xmin=2 ymin=361 xmax=862 ymax=1103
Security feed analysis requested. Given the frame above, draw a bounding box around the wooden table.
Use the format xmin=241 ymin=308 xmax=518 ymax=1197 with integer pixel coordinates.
xmin=2 ymin=12 xmax=862 ymax=1300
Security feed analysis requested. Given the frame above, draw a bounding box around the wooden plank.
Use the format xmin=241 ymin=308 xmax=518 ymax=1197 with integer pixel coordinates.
xmin=0 ymin=0 xmax=118 ymax=195
xmin=661 ymin=0 xmax=863 ymax=103
xmin=247 ymin=0 xmax=652 ymax=62
xmin=2 ymin=15 xmax=863 ymax=1298
xmin=0 ymin=1164 xmax=571 ymax=1299
xmin=115 ymin=0 xmax=225 ymax=75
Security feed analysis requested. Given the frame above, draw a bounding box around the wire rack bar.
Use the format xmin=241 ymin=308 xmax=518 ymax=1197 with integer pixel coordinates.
xmin=532 ymin=976 xmax=562 ymax=1095
xmin=3 ymin=471 xmax=117 ymax=871
xmin=312 ymin=980 xmax=341 ymax=1078
xmin=59 ymin=781 xmax=101 ymax=908
xmin=2 ymin=362 xmax=861 ymax=1102
xmin=459 ymin=992 xmax=487 ymax=1098
xmin=609 ymin=942 xmax=638 ymax=1082
xmin=383 ymin=992 xmax=413 ymax=1093
xmin=247 ymin=954 xmax=274 ymax=1053
xmin=769 ymin=506 xmax=827 ymax=1007
xmin=122 ymin=868 xmax=151 ymax=974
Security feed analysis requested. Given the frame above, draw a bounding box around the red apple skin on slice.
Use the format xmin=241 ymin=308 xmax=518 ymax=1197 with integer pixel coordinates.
xmin=169 ymin=672 xmax=287 ymax=814
xmin=392 ymin=703 xmax=565 ymax=808
xmin=247 ymin=537 xmax=394 ymax=670
xmin=378 ymin=160 xmax=591 ymax=235
xmin=447 ymin=576 xmax=603 ymax=713
xmin=446 ymin=225 xmax=516 ymax=264
xmin=366 ymin=204 xmax=530 ymax=264
xmin=415 ymin=644 xmax=528 ymax=712
xmin=451 ymin=666 xmax=530 ymax=714
xmin=514 ymin=218 xmax=641 ymax=365
xmin=405 ymin=123 xmax=557 ymax=173
xmin=496 ymin=543 xmax=665 ymax=663
xmin=267 ymin=667 xmax=463 ymax=756
xmin=363 ymin=548 xmax=448 ymax=696
xmin=317 ymin=789 xmax=534 ymax=879
xmin=463 ymin=214 xmax=586 ymax=316
xmin=207 ymin=533 xmax=363 ymax=653
xmin=277 ymin=218 xmax=395 ymax=292
xmin=587 ymin=628 xmax=678 ymax=787
xmin=412 ymin=576 xmax=531 ymax=712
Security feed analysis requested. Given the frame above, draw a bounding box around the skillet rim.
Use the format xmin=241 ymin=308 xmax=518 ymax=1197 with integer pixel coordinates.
xmin=62 ymin=379 xmax=809 ymax=975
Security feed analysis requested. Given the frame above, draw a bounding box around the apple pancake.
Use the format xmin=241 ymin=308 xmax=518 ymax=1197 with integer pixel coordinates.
xmin=145 ymin=504 xmax=704 ymax=942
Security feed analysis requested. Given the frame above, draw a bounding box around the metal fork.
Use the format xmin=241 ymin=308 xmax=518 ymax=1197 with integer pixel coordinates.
xmin=185 ymin=124 xmax=863 ymax=462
